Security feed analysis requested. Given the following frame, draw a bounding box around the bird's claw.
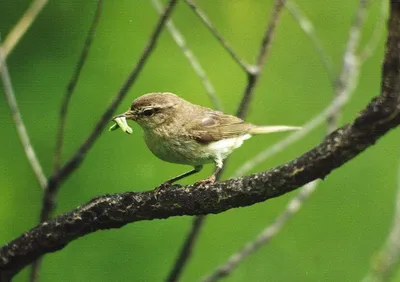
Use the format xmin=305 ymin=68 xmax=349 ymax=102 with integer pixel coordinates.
xmin=154 ymin=181 xmax=172 ymax=199
xmin=195 ymin=175 xmax=216 ymax=186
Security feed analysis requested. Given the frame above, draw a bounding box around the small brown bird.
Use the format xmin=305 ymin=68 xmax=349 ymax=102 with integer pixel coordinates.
xmin=111 ymin=92 xmax=300 ymax=185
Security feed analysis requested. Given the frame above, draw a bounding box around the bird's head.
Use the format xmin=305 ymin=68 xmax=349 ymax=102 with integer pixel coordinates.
xmin=113 ymin=92 xmax=183 ymax=131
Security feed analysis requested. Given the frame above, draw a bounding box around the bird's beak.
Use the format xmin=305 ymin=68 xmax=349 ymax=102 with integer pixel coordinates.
xmin=112 ymin=110 xmax=137 ymax=121
xmin=112 ymin=113 xmax=126 ymax=120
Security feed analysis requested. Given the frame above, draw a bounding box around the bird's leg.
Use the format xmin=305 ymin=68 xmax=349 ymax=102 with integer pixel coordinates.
xmin=154 ymin=165 xmax=203 ymax=196
xmin=163 ymin=165 xmax=203 ymax=185
xmin=155 ymin=165 xmax=203 ymax=195
xmin=196 ymin=159 xmax=223 ymax=185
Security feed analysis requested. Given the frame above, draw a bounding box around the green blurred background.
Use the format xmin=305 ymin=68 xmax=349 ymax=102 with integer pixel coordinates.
xmin=1 ymin=0 xmax=400 ymax=281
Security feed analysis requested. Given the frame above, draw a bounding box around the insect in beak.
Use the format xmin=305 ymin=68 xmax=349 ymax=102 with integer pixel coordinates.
xmin=109 ymin=112 xmax=133 ymax=134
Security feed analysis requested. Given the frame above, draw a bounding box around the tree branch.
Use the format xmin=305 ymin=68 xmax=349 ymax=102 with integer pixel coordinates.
xmin=236 ymin=0 xmax=285 ymax=118
xmin=53 ymin=0 xmax=104 ymax=173
xmin=0 ymin=41 xmax=47 ymax=190
xmin=184 ymin=0 xmax=251 ymax=73
xmin=362 ymin=156 xmax=400 ymax=282
xmin=360 ymin=0 xmax=387 ymax=63
xmin=0 ymin=0 xmax=48 ymax=59
xmin=285 ymin=1 xmax=334 ymax=85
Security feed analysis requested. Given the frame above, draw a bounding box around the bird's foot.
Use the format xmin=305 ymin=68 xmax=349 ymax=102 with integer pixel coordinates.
xmin=195 ymin=175 xmax=216 ymax=186
xmin=154 ymin=181 xmax=173 ymax=199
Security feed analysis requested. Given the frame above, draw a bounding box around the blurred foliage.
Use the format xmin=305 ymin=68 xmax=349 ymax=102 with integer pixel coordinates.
xmin=1 ymin=0 xmax=400 ymax=281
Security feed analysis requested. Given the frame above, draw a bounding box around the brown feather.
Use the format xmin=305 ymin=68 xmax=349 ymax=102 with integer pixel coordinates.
xmin=188 ymin=110 xmax=252 ymax=143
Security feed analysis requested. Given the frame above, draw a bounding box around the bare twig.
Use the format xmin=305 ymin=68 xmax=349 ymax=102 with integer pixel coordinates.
xmin=40 ymin=0 xmax=179 ymax=224
xmin=167 ymin=216 xmax=205 ymax=282
xmin=327 ymin=0 xmax=369 ymax=134
xmin=0 ymin=0 xmax=49 ymax=189
xmin=285 ymin=1 xmax=334 ymax=84
xmin=236 ymin=0 xmax=286 ymax=118
xmin=184 ymin=0 xmax=251 ymax=73
xmin=362 ymin=160 xmax=400 ymax=282
xmin=166 ymin=1 xmax=286 ymax=281
xmin=151 ymin=0 xmax=223 ymax=110
xmin=0 ymin=0 xmax=48 ymax=59
xmin=202 ymin=1 xmax=371 ymax=280
xmin=360 ymin=0 xmax=387 ymax=62
xmin=53 ymin=0 xmax=103 ymax=172
xmin=0 ymin=42 xmax=47 ymax=190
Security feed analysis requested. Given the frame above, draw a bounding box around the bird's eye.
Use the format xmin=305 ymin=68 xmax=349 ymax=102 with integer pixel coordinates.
xmin=142 ymin=109 xmax=154 ymax=117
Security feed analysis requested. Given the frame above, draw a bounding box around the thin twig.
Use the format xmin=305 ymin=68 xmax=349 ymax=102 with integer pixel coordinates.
xmin=362 ymin=157 xmax=400 ymax=282
xmin=285 ymin=1 xmax=334 ymax=85
xmin=53 ymin=0 xmax=103 ymax=172
xmin=167 ymin=216 xmax=205 ymax=282
xmin=166 ymin=2 xmax=286 ymax=281
xmin=40 ymin=0 xmax=179 ymax=222
xmin=151 ymin=0 xmax=223 ymax=110
xmin=184 ymin=0 xmax=251 ymax=73
xmin=236 ymin=0 xmax=285 ymax=118
xmin=0 ymin=0 xmax=48 ymax=59
xmin=203 ymin=1 xmax=370 ymax=280
xmin=327 ymin=0 xmax=369 ymax=134
xmin=360 ymin=0 xmax=387 ymax=63
xmin=0 ymin=41 xmax=47 ymax=190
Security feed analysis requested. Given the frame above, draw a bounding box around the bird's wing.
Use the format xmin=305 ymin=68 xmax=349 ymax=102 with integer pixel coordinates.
xmin=187 ymin=110 xmax=250 ymax=143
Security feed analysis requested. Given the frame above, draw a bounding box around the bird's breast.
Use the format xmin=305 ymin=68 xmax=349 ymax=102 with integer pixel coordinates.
xmin=142 ymin=128 xmax=214 ymax=166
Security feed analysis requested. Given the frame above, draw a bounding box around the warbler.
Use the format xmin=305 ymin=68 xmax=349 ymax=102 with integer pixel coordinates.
xmin=110 ymin=92 xmax=300 ymax=185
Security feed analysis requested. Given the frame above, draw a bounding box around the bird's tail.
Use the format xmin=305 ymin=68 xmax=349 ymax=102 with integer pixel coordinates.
xmin=248 ymin=125 xmax=301 ymax=135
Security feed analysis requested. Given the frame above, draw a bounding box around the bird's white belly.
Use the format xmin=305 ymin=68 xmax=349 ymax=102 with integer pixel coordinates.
xmin=207 ymin=134 xmax=251 ymax=160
